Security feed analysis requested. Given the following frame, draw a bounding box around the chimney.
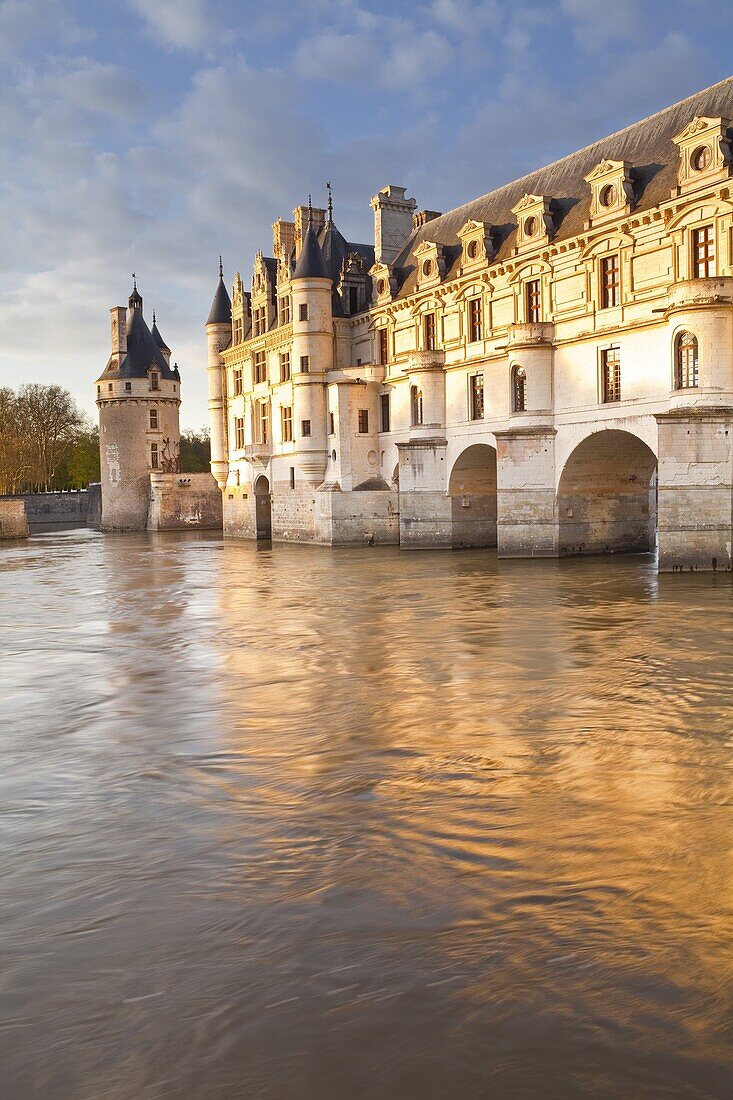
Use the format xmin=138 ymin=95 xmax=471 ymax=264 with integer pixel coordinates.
xmin=293 ymin=204 xmax=326 ymax=257
xmin=110 ymin=306 xmax=127 ymax=358
xmin=272 ymin=218 xmax=295 ymax=260
xmin=370 ymin=185 xmax=417 ymax=265
xmin=413 ymin=210 xmax=442 ymax=230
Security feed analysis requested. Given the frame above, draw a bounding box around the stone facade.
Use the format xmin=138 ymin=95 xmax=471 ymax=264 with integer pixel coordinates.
xmin=208 ymin=79 xmax=733 ymax=571
xmin=0 ymin=500 xmax=29 ymax=539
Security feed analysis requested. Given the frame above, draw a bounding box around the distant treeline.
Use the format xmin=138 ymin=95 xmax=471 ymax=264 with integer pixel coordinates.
xmin=0 ymin=383 xmax=210 ymax=494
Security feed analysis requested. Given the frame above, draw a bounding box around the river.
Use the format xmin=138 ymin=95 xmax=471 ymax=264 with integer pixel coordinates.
xmin=1 ymin=531 xmax=731 ymax=1099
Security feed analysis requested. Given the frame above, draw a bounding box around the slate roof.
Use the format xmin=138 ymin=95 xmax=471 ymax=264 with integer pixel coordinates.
xmin=293 ymin=222 xmax=330 ymax=279
xmin=151 ymin=313 xmax=170 ymax=353
xmin=207 ymin=273 xmax=232 ymax=325
xmin=392 ymin=75 xmax=733 ymax=298
xmin=102 ymin=294 xmax=180 ymax=382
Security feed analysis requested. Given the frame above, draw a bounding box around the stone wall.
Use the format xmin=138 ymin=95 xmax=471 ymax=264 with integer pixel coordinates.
xmin=0 ymin=500 xmax=29 ymax=539
xmin=147 ymin=472 xmax=223 ymax=531
xmin=2 ymin=491 xmax=89 ymax=533
xmin=314 ymin=488 xmax=399 ymax=546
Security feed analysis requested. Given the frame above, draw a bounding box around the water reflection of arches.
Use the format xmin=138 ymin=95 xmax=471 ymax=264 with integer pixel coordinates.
xmin=557 ymin=430 xmax=657 ymax=556
xmin=254 ymin=474 xmax=272 ymax=540
xmin=448 ymin=443 xmax=497 ymax=548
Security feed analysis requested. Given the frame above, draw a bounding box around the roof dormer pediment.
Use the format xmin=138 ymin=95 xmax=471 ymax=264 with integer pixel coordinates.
xmin=457 ymin=219 xmax=494 ymax=268
xmin=583 ymin=159 xmax=634 ymax=223
xmin=369 ymin=261 xmax=397 ymax=303
xmin=510 ymin=194 xmax=553 ymax=251
xmin=672 ymin=115 xmax=733 ymax=196
xmin=413 ymin=239 xmax=446 ymax=286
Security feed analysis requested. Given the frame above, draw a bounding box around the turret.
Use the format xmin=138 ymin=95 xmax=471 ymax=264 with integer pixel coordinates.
xmin=95 ymin=278 xmax=181 ymax=531
xmin=151 ymin=310 xmax=171 ymax=366
xmin=206 ymin=257 xmax=232 ymax=489
xmin=290 ymin=221 xmax=333 ymax=484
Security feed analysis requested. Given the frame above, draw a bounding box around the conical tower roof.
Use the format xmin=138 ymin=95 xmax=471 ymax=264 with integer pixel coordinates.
xmin=293 ymin=222 xmax=329 ymax=280
xmin=207 ymin=257 xmax=232 ymax=325
xmin=151 ymin=310 xmax=170 ymax=353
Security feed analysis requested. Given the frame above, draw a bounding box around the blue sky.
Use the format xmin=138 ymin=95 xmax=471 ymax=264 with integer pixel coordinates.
xmin=1 ymin=0 xmax=732 ymax=426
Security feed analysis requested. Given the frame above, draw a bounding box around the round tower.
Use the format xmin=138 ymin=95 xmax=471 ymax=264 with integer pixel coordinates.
xmin=290 ymin=220 xmax=333 ymax=483
xmin=205 ymin=258 xmax=232 ymax=490
xmin=95 ymin=280 xmax=181 ymax=531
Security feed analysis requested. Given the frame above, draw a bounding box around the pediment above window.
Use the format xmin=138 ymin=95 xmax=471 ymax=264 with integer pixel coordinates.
xmin=583 ymin=159 xmax=634 ymax=224
xmin=672 ymin=115 xmax=733 ymax=196
xmin=369 ymin=261 xmax=397 ymax=303
xmin=457 ymin=219 xmax=494 ymax=269
xmin=251 ymin=251 xmax=274 ymax=300
xmin=413 ymin=240 xmax=447 ymax=287
xmin=510 ymin=194 xmax=553 ymax=251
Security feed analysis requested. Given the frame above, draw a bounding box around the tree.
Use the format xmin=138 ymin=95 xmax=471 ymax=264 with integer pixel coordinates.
xmin=180 ymin=427 xmax=211 ymax=473
xmin=15 ymin=384 xmax=84 ymax=491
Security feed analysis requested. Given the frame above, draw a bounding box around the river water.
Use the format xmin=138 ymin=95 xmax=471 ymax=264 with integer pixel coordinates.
xmin=0 ymin=531 xmax=732 ymax=1099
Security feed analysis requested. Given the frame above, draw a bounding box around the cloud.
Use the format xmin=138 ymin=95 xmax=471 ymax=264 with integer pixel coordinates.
xmin=0 ymin=0 xmax=90 ymax=58
xmin=126 ymin=0 xmax=219 ymax=51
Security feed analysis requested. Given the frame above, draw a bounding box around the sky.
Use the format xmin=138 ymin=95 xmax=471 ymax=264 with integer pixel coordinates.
xmin=1 ymin=0 xmax=733 ymax=428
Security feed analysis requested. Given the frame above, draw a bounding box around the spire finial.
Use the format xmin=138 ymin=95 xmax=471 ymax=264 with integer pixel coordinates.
xmin=219 ymin=255 xmax=223 ymax=279
xmin=132 ymin=272 xmax=137 ymax=290
xmin=327 ymin=181 xmax=333 ymax=224
xmin=307 ymin=193 xmax=312 ymax=226
xmin=152 ymin=309 xmax=156 ymax=324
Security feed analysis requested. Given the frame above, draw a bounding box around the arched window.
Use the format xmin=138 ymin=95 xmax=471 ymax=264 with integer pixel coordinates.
xmin=411 ymin=385 xmax=423 ymax=426
xmin=512 ymin=366 xmax=526 ymax=412
xmin=675 ymin=331 xmax=699 ymax=389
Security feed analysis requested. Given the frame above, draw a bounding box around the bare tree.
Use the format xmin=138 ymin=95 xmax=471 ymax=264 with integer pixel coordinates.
xmin=15 ymin=385 xmax=84 ymax=491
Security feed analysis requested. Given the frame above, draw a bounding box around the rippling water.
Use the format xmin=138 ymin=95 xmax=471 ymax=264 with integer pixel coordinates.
xmin=1 ymin=531 xmax=732 ymax=1099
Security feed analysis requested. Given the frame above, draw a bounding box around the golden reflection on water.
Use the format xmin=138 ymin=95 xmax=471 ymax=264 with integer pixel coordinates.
xmin=0 ymin=531 xmax=732 ymax=1099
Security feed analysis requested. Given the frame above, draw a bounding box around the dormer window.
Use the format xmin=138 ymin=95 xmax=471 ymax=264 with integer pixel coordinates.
xmin=584 ymin=160 xmax=633 ymax=223
xmin=511 ymin=194 xmax=553 ymax=251
xmin=414 ymin=241 xmax=446 ymax=286
xmin=672 ymin=116 xmax=733 ymax=195
xmin=458 ymin=219 xmax=493 ymax=269
xmin=422 ymin=259 xmax=433 ymax=278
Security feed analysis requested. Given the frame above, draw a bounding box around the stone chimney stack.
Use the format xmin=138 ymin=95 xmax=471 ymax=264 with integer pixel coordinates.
xmin=370 ymin=185 xmax=417 ymax=265
xmin=110 ymin=306 xmax=127 ymax=360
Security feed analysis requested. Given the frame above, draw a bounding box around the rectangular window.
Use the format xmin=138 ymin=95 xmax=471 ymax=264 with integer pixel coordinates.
xmin=423 ymin=312 xmax=436 ymax=350
xmin=289 ymin=467 xmax=295 ymax=490
xmin=279 ymin=352 xmax=291 ymax=382
xmin=233 ymin=367 xmax=243 ymax=396
xmin=281 ymin=405 xmax=293 ymax=442
xmin=150 ymin=443 xmax=159 ymax=469
xmin=468 ymin=298 xmax=483 ymax=343
xmin=150 ymin=372 xmax=160 ymax=391
xmin=358 ymin=409 xmax=369 ymax=434
xmin=600 ymin=254 xmax=620 ymax=309
xmin=253 ymin=402 xmax=269 ymax=444
xmin=108 ymin=382 xmax=113 ymax=392
xmin=233 ymin=317 xmax=243 ymax=343
xmin=299 ymin=303 xmax=308 ymax=321
xmin=380 ymin=393 xmax=390 ymax=432
xmin=349 ymin=286 xmax=359 ymax=314
xmin=525 ymin=279 xmax=541 ymax=323
xmin=235 ymin=416 xmax=245 ymax=449
xmin=301 ymin=419 xmax=311 ymax=438
xmin=411 ymin=385 xmax=423 ymax=426
xmin=329 ymin=411 xmax=335 ymax=435
xmin=279 ymin=297 xmax=291 ymax=324
xmin=125 ymin=382 xmax=131 ymax=392
xmin=300 ymin=355 xmax=310 ymax=373
xmin=253 ymin=307 xmax=267 ymax=337
xmin=692 ymin=225 xmax=715 ymax=278
xmin=253 ymin=350 xmax=266 ymax=385
xmin=601 ymin=348 xmax=621 ymax=403
xmin=378 ymin=327 xmax=389 ymax=366
xmin=149 ymin=407 xmax=158 ymax=430
xmin=469 ymin=373 xmax=484 ymax=420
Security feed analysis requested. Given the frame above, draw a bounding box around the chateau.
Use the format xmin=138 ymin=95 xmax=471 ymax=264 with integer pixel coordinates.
xmin=205 ymin=76 xmax=733 ymax=571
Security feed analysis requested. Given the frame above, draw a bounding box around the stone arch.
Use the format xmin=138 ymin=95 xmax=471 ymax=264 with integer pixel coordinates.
xmin=557 ymin=430 xmax=657 ymax=556
xmin=448 ymin=443 xmax=497 ymax=548
xmin=253 ymin=474 xmax=272 ymax=540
